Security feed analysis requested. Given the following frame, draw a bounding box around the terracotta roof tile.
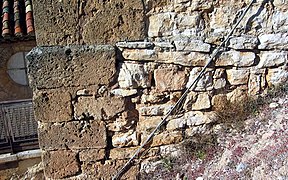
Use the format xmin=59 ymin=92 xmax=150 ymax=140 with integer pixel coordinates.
xmin=1 ymin=0 xmax=35 ymax=41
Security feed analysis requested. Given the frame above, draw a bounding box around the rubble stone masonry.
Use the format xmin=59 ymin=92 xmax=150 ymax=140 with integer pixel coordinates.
xmin=28 ymin=0 xmax=288 ymax=179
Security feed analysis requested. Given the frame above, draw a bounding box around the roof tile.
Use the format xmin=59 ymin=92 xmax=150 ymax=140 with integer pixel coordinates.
xmin=1 ymin=0 xmax=35 ymax=41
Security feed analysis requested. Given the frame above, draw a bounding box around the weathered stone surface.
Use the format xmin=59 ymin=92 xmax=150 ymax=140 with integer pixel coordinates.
xmin=154 ymin=67 xmax=188 ymax=92
xmin=110 ymin=147 xmax=159 ymax=160
xmin=82 ymin=160 xmax=139 ymax=179
xmin=116 ymin=41 xmax=154 ymax=49
xmin=266 ymin=67 xmax=288 ymax=87
xmin=38 ymin=120 xmax=107 ymax=150
xmin=112 ymin=130 xmax=138 ymax=148
xmin=166 ymin=117 xmax=186 ymax=131
xmin=174 ymin=38 xmax=211 ymax=52
xmin=137 ymin=116 xmax=162 ymax=132
xmin=213 ymin=68 xmax=225 ymax=79
xmin=216 ymin=51 xmax=256 ymax=67
xmin=157 ymin=51 xmax=210 ymax=66
xmin=33 ymin=0 xmax=145 ymax=45
xmin=175 ymin=11 xmax=203 ymax=29
xmin=74 ymin=96 xmax=126 ymax=120
xmin=107 ymin=110 xmax=138 ymax=132
xmin=258 ymin=33 xmax=288 ymax=49
xmin=79 ymin=149 xmax=106 ymax=162
xmin=148 ymin=12 xmax=175 ymax=37
xmin=33 ymin=89 xmax=72 ymax=123
xmin=214 ymin=78 xmax=227 ymax=89
xmin=81 ymin=1 xmax=145 ymax=44
xmin=43 ymin=150 xmax=79 ymax=179
xmin=118 ymin=62 xmax=153 ymax=88
xmin=227 ymin=86 xmax=248 ymax=103
xmin=110 ymin=89 xmax=138 ymax=97
xmin=185 ymin=111 xmax=211 ymax=126
xmin=226 ymin=69 xmax=250 ymax=85
xmin=186 ymin=67 xmax=213 ymax=91
xmin=139 ymin=104 xmax=173 ymax=116
xmin=33 ymin=0 xmax=79 ymax=45
xmin=258 ymin=51 xmax=287 ymax=68
xmin=141 ymin=131 xmax=183 ymax=147
xmin=184 ymin=92 xmax=211 ymax=111
xmin=248 ymin=68 xmax=266 ymax=95
xmin=27 ymin=45 xmax=115 ymax=89
xmin=228 ymin=35 xmax=259 ymax=50
xmin=122 ymin=49 xmax=157 ymax=61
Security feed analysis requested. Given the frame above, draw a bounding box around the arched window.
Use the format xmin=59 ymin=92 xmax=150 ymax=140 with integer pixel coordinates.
xmin=7 ymin=52 xmax=29 ymax=86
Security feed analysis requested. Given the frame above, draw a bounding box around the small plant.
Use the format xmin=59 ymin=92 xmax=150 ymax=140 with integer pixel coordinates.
xmin=161 ymin=157 xmax=174 ymax=170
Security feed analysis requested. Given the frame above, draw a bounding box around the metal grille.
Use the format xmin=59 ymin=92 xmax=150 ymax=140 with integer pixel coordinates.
xmin=0 ymin=99 xmax=38 ymax=153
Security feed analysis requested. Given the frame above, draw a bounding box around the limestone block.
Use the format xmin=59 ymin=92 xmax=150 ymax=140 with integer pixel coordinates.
xmin=38 ymin=120 xmax=107 ymax=150
xmin=174 ymin=38 xmax=211 ymax=52
xmin=122 ymin=49 xmax=157 ymax=61
xmin=148 ymin=12 xmax=176 ymax=37
xmin=42 ymin=150 xmax=80 ymax=179
xmin=258 ymin=33 xmax=288 ymax=49
xmin=139 ymin=104 xmax=173 ymax=116
xmin=110 ymin=89 xmax=138 ymax=97
xmin=248 ymin=68 xmax=266 ymax=95
xmin=166 ymin=117 xmax=186 ymax=131
xmin=110 ymin=147 xmax=159 ymax=160
xmin=216 ymin=51 xmax=256 ymax=67
xmin=141 ymin=92 xmax=169 ymax=104
xmin=141 ymin=131 xmax=183 ymax=147
xmin=118 ymin=62 xmax=152 ymax=88
xmin=107 ymin=110 xmax=138 ymax=132
xmin=186 ymin=67 xmax=213 ymax=91
xmin=227 ymin=86 xmax=248 ymax=103
xmin=266 ymin=67 xmax=288 ymax=87
xmin=79 ymin=149 xmax=106 ymax=162
xmin=228 ymin=35 xmax=259 ymax=50
xmin=175 ymin=12 xmax=202 ymax=29
xmin=184 ymin=92 xmax=211 ymax=111
xmin=213 ymin=68 xmax=225 ymax=79
xmin=74 ymin=96 xmax=126 ymax=120
xmin=185 ymin=111 xmax=210 ymax=126
xmin=112 ymin=130 xmax=138 ymax=147
xmin=33 ymin=0 xmax=145 ymax=45
xmin=258 ymin=51 xmax=287 ymax=68
xmin=226 ymin=69 xmax=250 ymax=85
xmin=214 ymin=78 xmax=227 ymax=89
xmin=154 ymin=67 xmax=188 ymax=92
xmin=116 ymin=41 xmax=154 ymax=49
xmin=82 ymin=160 xmax=139 ymax=179
xmin=27 ymin=45 xmax=116 ymax=89
xmin=157 ymin=51 xmax=210 ymax=66
xmin=138 ymin=116 xmax=162 ymax=132
xmin=33 ymin=89 xmax=72 ymax=123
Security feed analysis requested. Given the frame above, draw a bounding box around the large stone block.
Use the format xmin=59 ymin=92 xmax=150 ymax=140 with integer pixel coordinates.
xmin=33 ymin=0 xmax=79 ymax=46
xmin=33 ymin=0 xmax=145 ymax=45
xmin=258 ymin=51 xmax=287 ymax=68
xmin=82 ymin=160 xmax=139 ymax=179
xmin=38 ymin=120 xmax=107 ymax=150
xmin=33 ymin=89 xmax=72 ymax=123
xmin=74 ymin=96 xmax=126 ymax=120
xmin=79 ymin=149 xmax=106 ymax=162
xmin=226 ymin=69 xmax=250 ymax=85
xmin=43 ymin=150 xmax=80 ymax=179
xmin=154 ymin=67 xmax=188 ymax=92
xmin=118 ymin=62 xmax=153 ymax=89
xmin=27 ymin=45 xmax=116 ymax=89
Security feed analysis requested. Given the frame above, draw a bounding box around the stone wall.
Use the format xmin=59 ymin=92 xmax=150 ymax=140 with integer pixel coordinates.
xmin=28 ymin=0 xmax=288 ymax=179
